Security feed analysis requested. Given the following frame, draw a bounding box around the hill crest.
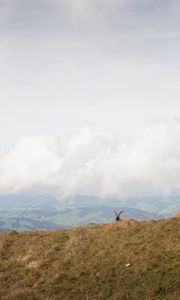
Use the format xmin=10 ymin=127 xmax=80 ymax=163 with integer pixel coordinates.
xmin=0 ymin=217 xmax=180 ymax=299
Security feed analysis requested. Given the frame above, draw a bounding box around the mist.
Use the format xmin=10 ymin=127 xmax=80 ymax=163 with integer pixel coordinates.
xmin=1 ymin=121 xmax=180 ymax=199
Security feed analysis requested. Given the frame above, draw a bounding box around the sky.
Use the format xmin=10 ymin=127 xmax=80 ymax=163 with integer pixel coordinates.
xmin=0 ymin=0 xmax=180 ymax=198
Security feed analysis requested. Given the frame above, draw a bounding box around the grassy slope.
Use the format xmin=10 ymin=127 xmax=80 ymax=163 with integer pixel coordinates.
xmin=0 ymin=216 xmax=180 ymax=300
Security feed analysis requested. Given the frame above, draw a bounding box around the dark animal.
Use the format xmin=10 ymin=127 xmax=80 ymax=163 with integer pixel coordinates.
xmin=115 ymin=210 xmax=124 ymax=221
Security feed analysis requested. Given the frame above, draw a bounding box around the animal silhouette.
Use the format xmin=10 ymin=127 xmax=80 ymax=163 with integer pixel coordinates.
xmin=115 ymin=210 xmax=124 ymax=221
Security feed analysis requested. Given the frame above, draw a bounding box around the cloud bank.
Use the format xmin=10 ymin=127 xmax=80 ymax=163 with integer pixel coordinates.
xmin=1 ymin=121 xmax=180 ymax=198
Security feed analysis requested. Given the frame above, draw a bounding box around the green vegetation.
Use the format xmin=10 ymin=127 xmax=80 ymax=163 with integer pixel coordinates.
xmin=0 ymin=206 xmax=157 ymax=231
xmin=0 ymin=215 xmax=180 ymax=299
xmin=0 ymin=193 xmax=179 ymax=231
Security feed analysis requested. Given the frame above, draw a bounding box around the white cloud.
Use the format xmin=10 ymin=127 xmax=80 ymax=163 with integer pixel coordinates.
xmin=1 ymin=121 xmax=180 ymax=198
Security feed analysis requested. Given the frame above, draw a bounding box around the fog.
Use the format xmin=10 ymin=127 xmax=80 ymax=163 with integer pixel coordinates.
xmin=1 ymin=121 xmax=180 ymax=199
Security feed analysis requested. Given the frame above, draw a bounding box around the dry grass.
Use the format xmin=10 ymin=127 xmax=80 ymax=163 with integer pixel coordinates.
xmin=0 ymin=217 xmax=179 ymax=300
xmin=174 ymin=211 xmax=180 ymax=218
xmin=0 ymin=231 xmax=8 ymax=255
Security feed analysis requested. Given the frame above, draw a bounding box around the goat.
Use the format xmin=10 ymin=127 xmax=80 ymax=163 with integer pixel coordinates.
xmin=115 ymin=210 xmax=124 ymax=221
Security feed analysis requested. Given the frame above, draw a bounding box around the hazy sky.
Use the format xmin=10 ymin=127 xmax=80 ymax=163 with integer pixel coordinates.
xmin=1 ymin=0 xmax=180 ymax=147
xmin=0 ymin=1 xmax=180 ymax=198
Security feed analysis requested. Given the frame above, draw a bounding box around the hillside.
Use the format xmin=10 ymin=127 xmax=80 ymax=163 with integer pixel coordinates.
xmin=0 ymin=193 xmax=180 ymax=231
xmin=0 ymin=205 xmax=158 ymax=231
xmin=0 ymin=216 xmax=180 ymax=300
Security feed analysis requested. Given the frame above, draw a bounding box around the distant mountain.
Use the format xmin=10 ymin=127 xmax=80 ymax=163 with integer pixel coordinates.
xmin=0 ymin=205 xmax=157 ymax=231
xmin=0 ymin=192 xmax=59 ymax=211
xmin=0 ymin=192 xmax=179 ymax=231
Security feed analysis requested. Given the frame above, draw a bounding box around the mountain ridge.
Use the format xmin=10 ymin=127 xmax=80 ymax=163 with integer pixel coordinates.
xmin=0 ymin=192 xmax=179 ymax=231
